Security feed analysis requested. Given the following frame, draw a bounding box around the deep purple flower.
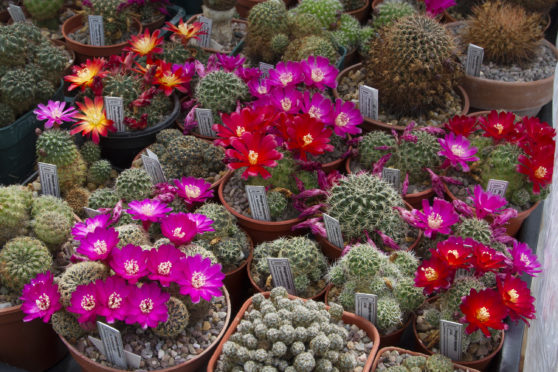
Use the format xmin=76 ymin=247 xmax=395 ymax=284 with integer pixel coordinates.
xmin=34 ymin=100 xmax=78 ymax=129
xmin=438 ymin=133 xmax=479 ymax=172
xmin=95 ymin=276 xmax=132 ymax=323
xmin=20 ymin=272 xmax=62 ymax=323
xmin=127 ymin=199 xmax=172 ymax=230
xmin=300 ymin=55 xmax=338 ymax=90
xmin=178 ymin=254 xmax=224 ymax=303
xmin=267 ymin=86 xmax=302 ymax=114
xmin=173 ymin=177 xmax=214 ymax=206
xmin=77 ymin=227 xmax=119 ymax=261
xmin=302 ymin=91 xmax=333 ymax=125
xmin=147 ymin=244 xmax=185 ymax=286
xmin=125 ymin=283 xmax=170 ymax=329
xmin=160 ymin=213 xmax=199 ymax=246
xmin=508 ymin=241 xmax=542 ymax=276
xmin=413 ymin=198 xmax=459 ymax=238
xmin=331 ymin=98 xmax=363 ymax=137
xmin=268 ymin=61 xmax=303 ymax=88
xmin=110 ymin=244 xmax=149 ymax=284
xmin=71 ymin=214 xmax=111 ymax=241
xmin=470 ymin=184 xmax=507 ymax=219
xmin=67 ymin=282 xmax=99 ymax=324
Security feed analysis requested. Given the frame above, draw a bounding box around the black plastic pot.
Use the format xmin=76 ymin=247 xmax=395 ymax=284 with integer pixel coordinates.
xmin=0 ymin=81 xmax=64 ymax=185
xmin=170 ymin=0 xmax=201 ymax=15
xmin=99 ymin=94 xmax=180 ymax=169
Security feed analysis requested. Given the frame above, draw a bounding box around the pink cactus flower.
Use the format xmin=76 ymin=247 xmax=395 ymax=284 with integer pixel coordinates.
xmin=34 ymin=100 xmax=78 ymax=129
xmin=413 ymin=198 xmax=460 ymax=238
xmin=470 ymin=184 xmax=507 ymax=219
xmin=67 ymin=282 xmax=100 ymax=324
xmin=268 ymin=61 xmax=303 ymax=88
xmin=147 ymin=244 xmax=185 ymax=287
xmin=178 ymin=254 xmax=225 ymax=303
xmin=300 ymin=55 xmax=338 ymax=90
xmin=302 ymin=91 xmax=334 ymax=125
xmin=71 ymin=214 xmax=111 ymax=241
xmin=20 ymin=272 xmax=62 ymax=322
xmin=160 ymin=213 xmax=200 ymax=246
xmin=95 ymin=276 xmax=132 ymax=323
xmin=77 ymin=227 xmax=119 ymax=261
xmin=508 ymin=241 xmax=542 ymax=277
xmin=331 ymin=98 xmax=363 ymax=137
xmin=173 ymin=177 xmax=214 ymax=206
xmin=267 ymin=86 xmax=302 ymax=114
xmin=125 ymin=282 xmax=170 ymax=329
xmin=110 ymin=244 xmax=149 ymax=284
xmin=438 ymin=133 xmax=479 ymax=172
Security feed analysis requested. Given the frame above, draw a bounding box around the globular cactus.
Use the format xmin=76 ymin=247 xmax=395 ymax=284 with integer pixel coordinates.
xmin=245 ymin=0 xmax=290 ymax=63
xmin=80 ymin=141 xmax=101 ymax=164
xmin=83 ymin=0 xmax=131 ymax=45
xmin=195 ymin=70 xmax=250 ymax=115
xmin=32 ymin=211 xmax=72 ymax=248
xmin=267 ymin=190 xmax=288 ymax=219
xmin=58 ymin=261 xmax=109 ymax=306
xmin=31 ymin=195 xmax=74 ymax=224
xmin=23 ymin=0 xmax=63 ymax=20
xmin=115 ymin=224 xmax=150 ymax=248
xmin=0 ymin=25 xmax=27 ymax=66
xmin=376 ymin=297 xmax=403 ymax=335
xmin=0 ymin=69 xmax=38 ymax=114
xmin=283 ymin=35 xmax=338 ymax=64
xmin=287 ymin=12 xmax=324 ymax=40
xmin=156 ymin=128 xmax=183 ymax=147
xmin=358 ymin=25 xmax=375 ymax=56
xmin=88 ymin=187 xmax=120 ymax=210
xmin=454 ymin=218 xmax=493 ymax=245
xmin=372 ymin=1 xmax=417 ymax=33
xmin=65 ymin=187 xmax=91 ymax=215
xmin=0 ymin=236 xmax=53 ymax=293
xmin=88 ymin=160 xmax=112 ymax=185
xmin=162 ymin=135 xmax=225 ymax=179
xmin=115 ymin=168 xmax=153 ymax=202
xmin=0 ymin=185 xmax=32 ymax=244
xmin=51 ymin=310 xmax=86 ymax=342
xmin=295 ymin=0 xmax=344 ymax=29
xmin=195 ymin=203 xmax=237 ymax=240
xmin=331 ymin=13 xmax=361 ymax=52
xmin=32 ymin=43 xmax=68 ymax=85
xmin=154 ymin=297 xmax=190 ymax=337
xmin=425 ymin=353 xmax=454 ymax=372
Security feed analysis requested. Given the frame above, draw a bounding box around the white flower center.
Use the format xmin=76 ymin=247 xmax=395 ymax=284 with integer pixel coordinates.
xmin=139 ymin=298 xmax=154 ymax=314
xmin=124 ymin=259 xmax=139 ymax=275
xmin=427 ymin=213 xmax=443 ymax=229
xmin=158 ymin=261 xmax=172 ymax=276
xmin=93 ymin=240 xmax=107 ymax=255
xmin=108 ymin=292 xmax=122 ymax=309
xmin=36 ymin=293 xmax=50 ymax=311
xmin=81 ymin=294 xmax=96 ymax=311
xmin=191 ymin=272 xmax=207 ymax=289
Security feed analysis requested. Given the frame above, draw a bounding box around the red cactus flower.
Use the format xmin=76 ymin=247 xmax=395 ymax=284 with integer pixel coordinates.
xmin=164 ymin=20 xmax=205 ymax=45
xmin=65 ymin=58 xmax=108 ymax=91
xmin=520 ymin=116 xmax=556 ymax=152
xmin=478 ymin=110 xmax=516 ymax=142
xmin=470 ymin=240 xmax=507 ymax=275
xmin=213 ymin=106 xmax=272 ymax=147
xmin=285 ymin=114 xmax=334 ymax=161
xmin=517 ymin=154 xmax=553 ymax=194
xmin=444 ymin=115 xmax=478 ymax=137
xmin=124 ymin=29 xmax=164 ymax=57
xmin=225 ymin=132 xmax=283 ymax=179
xmin=460 ymin=288 xmax=508 ymax=336
xmin=415 ymin=256 xmax=453 ymax=295
xmin=154 ymin=60 xmax=190 ymax=96
xmin=71 ymin=96 xmax=115 ymax=144
xmin=432 ymin=236 xmax=473 ymax=270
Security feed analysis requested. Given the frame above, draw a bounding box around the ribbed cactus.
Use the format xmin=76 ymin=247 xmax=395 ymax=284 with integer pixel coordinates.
xmin=88 ymin=159 xmax=112 ymax=185
xmin=371 ymin=1 xmax=417 ymax=32
xmin=115 ymin=168 xmax=153 ymax=202
xmin=58 ymin=261 xmax=109 ymax=306
xmin=195 ymin=70 xmax=250 ymax=115
xmin=296 ymin=0 xmax=344 ymax=29
xmin=80 ymin=141 xmax=101 ymax=164
xmin=454 ymin=218 xmax=493 ymax=245
xmin=0 ymin=185 xmax=32 ymax=245
xmin=245 ymin=0 xmax=290 ymax=63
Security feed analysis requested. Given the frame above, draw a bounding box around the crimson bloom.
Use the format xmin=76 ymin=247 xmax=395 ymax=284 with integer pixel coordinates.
xmin=517 ymin=154 xmax=553 ymax=194
xmin=20 ymin=272 xmax=62 ymax=323
xmin=34 ymin=101 xmax=78 ymax=129
xmin=331 ymin=98 xmax=363 ymax=137
xmin=160 ymin=213 xmax=199 ymax=246
xmin=173 ymin=177 xmax=214 ymax=206
xmin=302 ymin=91 xmax=334 ymax=125
xmin=178 ymin=254 xmax=225 ymax=303
xmin=226 ymin=132 xmax=283 ymax=179
xmin=300 ymin=55 xmax=338 ymax=90
xmin=147 ymin=244 xmax=185 ymax=286
xmin=432 ymin=236 xmax=472 ymax=270
xmin=438 ymin=133 xmax=479 ymax=172
xmin=508 ymin=241 xmax=542 ymax=276
xmin=126 ymin=199 xmax=172 ymax=230
xmin=77 ymin=227 xmax=119 ymax=261
xmin=471 ymin=241 xmax=507 ymax=275
xmin=154 ymin=60 xmax=190 ymax=96
xmin=67 ymin=282 xmax=99 ymax=324
xmin=497 ymin=275 xmax=535 ymax=324
xmin=415 ymin=256 xmax=453 ymax=295
xmin=470 ymin=184 xmax=507 ymax=219
xmin=284 ymin=114 xmax=334 ymax=160
xmin=412 ymin=198 xmax=460 ymax=238
xmin=460 ymin=288 xmax=508 ymax=336
xmin=72 ymin=214 xmax=111 ymax=241
xmin=110 ymin=244 xmax=149 ymax=284
xmin=71 ymin=96 xmax=115 ymax=144
xmin=444 ymin=115 xmax=478 ymax=137
xmin=520 ymin=116 xmax=556 ymax=152
xmin=65 ymin=58 xmax=108 ymax=91
xmin=478 ymin=110 xmax=516 ymax=142
xmin=125 ymin=282 xmax=170 ymax=329
xmin=124 ymin=29 xmax=163 ymax=57
xmin=214 ymin=106 xmax=270 ymax=147
xmin=95 ymin=276 xmax=132 ymax=323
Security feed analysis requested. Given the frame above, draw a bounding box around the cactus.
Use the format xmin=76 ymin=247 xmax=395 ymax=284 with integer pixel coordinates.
xmin=154 ymin=297 xmax=190 ymax=337
xmin=454 ymin=218 xmax=493 ymax=245
xmin=287 ymin=12 xmax=324 ymax=40
xmin=115 ymin=168 xmax=153 ymax=202
xmin=31 ymin=195 xmax=73 ymax=224
xmin=156 ymin=129 xmax=183 ymax=147
xmin=372 ymin=1 xmax=417 ymax=32
xmin=65 ymin=187 xmax=91 ymax=215
xmin=283 ymin=35 xmax=338 ymax=64
xmin=88 ymin=188 xmax=120 ymax=210
xmin=115 ymin=224 xmax=150 ymax=248
xmin=88 ymin=160 xmax=112 ymax=185
xmin=51 ymin=310 xmax=86 ymax=342
xmin=195 ymin=70 xmax=250 ymax=115
xmin=0 ymin=25 xmax=27 ymax=66
xmin=0 ymin=185 xmax=32 ymax=244
xmin=23 ymin=0 xmax=63 ymax=20
xmin=195 ymin=203 xmax=237 ymax=240
xmin=358 ymin=25 xmax=375 ymax=56
xmin=0 ymin=69 xmax=37 ymax=114
xmin=267 ymin=190 xmax=288 ymax=219
xmin=363 ymin=14 xmax=462 ymax=117
xmin=83 ymin=0 xmax=131 ymax=45
xmin=296 ymin=0 xmax=344 ymax=29
xmin=32 ymin=211 xmax=72 ymax=248
xmin=425 ymin=354 xmax=453 ymax=372
xmin=32 ymin=43 xmax=68 ymax=85
xmin=0 ymin=236 xmax=52 ymax=293
xmin=58 ymin=261 xmax=109 ymax=306
xmin=162 ymin=135 xmax=225 ymax=179
xmin=80 ymin=141 xmax=101 ymax=164
xmin=331 ymin=13 xmax=361 ymax=52
xmin=462 ymin=1 xmax=544 ymax=66
xmin=245 ymin=0 xmax=290 ymax=63
xmin=440 ymin=276 xmax=486 ymax=320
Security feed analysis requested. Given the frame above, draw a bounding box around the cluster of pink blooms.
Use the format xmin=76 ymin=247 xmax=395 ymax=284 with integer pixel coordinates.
xmin=20 ymin=199 xmax=225 ymax=329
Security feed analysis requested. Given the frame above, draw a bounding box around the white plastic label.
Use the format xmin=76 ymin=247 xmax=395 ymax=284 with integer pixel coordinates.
xmin=7 ymin=4 xmax=25 ymax=22
xmin=440 ymin=320 xmax=463 ymax=361
xmin=145 ymin=148 xmax=159 ymax=161
xmin=355 ymin=293 xmax=377 ymax=324
xmin=358 ymin=85 xmax=378 ymax=120
xmin=245 ymin=185 xmax=271 ymax=221
xmin=97 ymin=322 xmax=127 ymax=368
xmin=198 ymin=16 xmax=212 ymax=48
xmin=323 ymin=213 xmax=344 ymax=248
xmin=259 ymin=62 xmax=274 ymax=79
xmin=104 ymin=96 xmax=125 ymax=132
xmin=38 ymin=162 xmax=60 ymax=198
xmin=267 ymin=258 xmax=296 ymax=295
xmin=455 ymin=268 xmax=473 ymax=278
xmin=486 ymin=179 xmax=509 ymax=197
xmin=142 ymin=153 xmax=166 ymax=184
xmin=88 ymin=15 xmax=105 ymax=46
xmin=195 ymin=108 xmax=216 ymax=137
xmin=83 ymin=207 xmax=103 ymax=218
xmin=465 ymin=44 xmax=484 ymax=77
xmin=382 ymin=167 xmax=401 ymax=191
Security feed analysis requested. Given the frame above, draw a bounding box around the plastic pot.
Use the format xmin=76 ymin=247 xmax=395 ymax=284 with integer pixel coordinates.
xmin=207 ymin=291 xmax=381 ymax=372
xmin=60 ymin=287 xmax=231 ymax=372
xmin=99 ymin=94 xmax=180 ymax=169
xmin=372 ymin=347 xmax=482 ymax=371
xmin=0 ymin=305 xmax=67 ymax=371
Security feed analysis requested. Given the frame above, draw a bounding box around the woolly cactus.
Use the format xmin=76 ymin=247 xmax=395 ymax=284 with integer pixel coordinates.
xmin=58 ymin=261 xmax=109 ymax=306
xmin=88 ymin=188 xmax=120 ymax=210
xmin=32 ymin=211 xmax=72 ymax=248
xmin=65 ymin=187 xmax=91 ymax=215
xmin=296 ymin=0 xmax=344 ymax=29
xmin=88 ymin=160 xmax=112 ymax=185
xmin=115 ymin=168 xmax=153 ymax=201
xmin=31 ymin=195 xmax=73 ymax=224
xmin=372 ymin=1 xmax=417 ymax=32
xmin=51 ymin=310 xmax=86 ymax=342
xmin=154 ymin=297 xmax=190 ymax=337
xmin=195 ymin=70 xmax=250 ymax=115
xmin=80 ymin=141 xmax=101 ymax=164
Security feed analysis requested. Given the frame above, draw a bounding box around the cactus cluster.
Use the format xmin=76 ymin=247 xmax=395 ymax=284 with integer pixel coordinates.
xmin=83 ymin=0 xmax=133 ymax=45
xmin=215 ymin=287 xmax=368 ymax=372
xmin=328 ymin=243 xmax=424 ymax=334
xmin=0 ymin=185 xmax=32 ymax=244
xmin=295 ymin=0 xmax=344 ymax=28
xmin=251 ymin=237 xmax=328 ymax=298
xmin=23 ymin=0 xmax=63 ymax=21
xmin=371 ymin=1 xmax=417 ymax=33
xmin=376 ymin=349 xmax=455 ymax=372
xmin=115 ymin=168 xmax=153 ymax=202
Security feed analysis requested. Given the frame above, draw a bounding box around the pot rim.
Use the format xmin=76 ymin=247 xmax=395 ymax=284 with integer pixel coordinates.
xmin=372 ymin=346 xmax=482 ymax=371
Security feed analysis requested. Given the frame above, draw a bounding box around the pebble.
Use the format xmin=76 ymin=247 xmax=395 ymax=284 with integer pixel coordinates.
xmin=157 ymin=349 xmax=164 ymax=360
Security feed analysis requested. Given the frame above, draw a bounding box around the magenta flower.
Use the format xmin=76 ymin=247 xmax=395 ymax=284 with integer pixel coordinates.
xmin=160 ymin=213 xmax=199 ymax=246
xmin=413 ymin=198 xmax=460 ymax=238
xmin=438 ymin=133 xmax=479 ymax=172
xmin=178 ymin=254 xmax=224 ymax=303
xmin=125 ymin=282 xmax=169 ymax=329
xmin=71 ymin=214 xmax=111 ymax=241
xmin=331 ymin=98 xmax=363 ymax=137
xmin=300 ymin=56 xmax=338 ymax=90
xmin=147 ymin=244 xmax=185 ymax=286
xmin=292 ymin=217 xmax=327 ymax=238
xmin=67 ymin=282 xmax=99 ymax=324
xmin=77 ymin=227 xmax=119 ymax=261
xmin=126 ymin=199 xmax=172 ymax=230
xmin=20 ymin=272 xmax=62 ymax=323
xmin=268 ymin=61 xmax=303 ymax=88
xmin=173 ymin=177 xmax=214 ymax=206
xmin=95 ymin=276 xmax=132 ymax=323
xmin=110 ymin=244 xmax=149 ymax=284
xmin=424 ymin=0 xmax=456 ymax=16
xmin=248 ymin=78 xmax=272 ymax=98
xmin=508 ymin=241 xmax=542 ymax=276
xmin=215 ymin=53 xmax=245 ymax=72
xmin=302 ymin=91 xmax=333 ymax=125
xmin=470 ymin=184 xmax=507 ymax=219
xmin=34 ymin=100 xmax=78 ymax=129
xmin=268 ymin=86 xmax=302 ymax=114
xmin=185 ymin=213 xmax=215 ymax=236
xmin=235 ymin=66 xmax=262 ymax=83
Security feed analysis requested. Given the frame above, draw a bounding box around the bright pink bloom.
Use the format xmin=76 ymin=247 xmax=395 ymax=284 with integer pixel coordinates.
xmin=34 ymin=101 xmax=78 ymax=129
xmin=215 ymin=53 xmax=245 ymax=72
xmin=497 ymin=275 xmax=536 ymax=324
xmin=226 ymin=132 xmax=283 ymax=179
xmin=178 ymin=254 xmax=225 ymax=303
xmin=302 ymin=91 xmax=334 ymax=125
xmin=160 ymin=213 xmax=199 ymax=246
xmin=438 ymin=133 xmax=479 ymax=172
xmin=478 ymin=110 xmax=516 ymax=142
xmin=470 ymin=241 xmax=507 ymax=275
xmin=248 ymin=78 xmax=272 ymax=98
xmin=235 ymin=66 xmax=262 ymax=83
xmin=268 ymin=86 xmax=302 ymax=114
xmin=331 ymin=98 xmax=363 ymax=137
xmin=67 ymin=282 xmax=99 ymax=324
xmin=444 ymin=115 xmax=478 ymax=137
xmin=508 ymin=241 xmax=542 ymax=276
xmin=173 ymin=177 xmax=214 ymax=206
xmin=127 ymin=199 xmax=172 ymax=230
xmin=517 ymin=154 xmax=553 ymax=194
xmin=470 ymin=184 xmax=507 ymax=219
xmin=185 ymin=213 xmax=215 ymax=235
xmin=268 ymin=61 xmax=303 ymax=88
xmin=95 ymin=276 xmax=132 ymax=323
xmin=285 ymin=114 xmax=334 ymax=161
xmin=413 ymin=198 xmax=459 ymax=238
xmin=77 ymin=227 xmax=119 ymax=261
xmin=125 ymin=283 xmax=169 ymax=329
xmin=300 ymin=55 xmax=338 ymax=90
xmin=415 ymin=256 xmax=453 ymax=295
xmin=110 ymin=244 xmax=149 ymax=284
xmin=72 ymin=214 xmax=111 ymax=241
xmin=432 ymin=236 xmax=472 ymax=270
xmin=20 ymin=272 xmax=61 ymax=323
xmin=147 ymin=244 xmax=185 ymax=286
xmin=424 ymin=0 xmax=456 ymax=16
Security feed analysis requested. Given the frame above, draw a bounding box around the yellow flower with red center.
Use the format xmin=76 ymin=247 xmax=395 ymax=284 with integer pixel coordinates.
xmin=64 ymin=58 xmax=108 ymax=91
xmin=164 ymin=20 xmax=206 ymax=45
xmin=125 ymin=29 xmax=164 ymax=57
xmin=71 ymin=96 xmax=115 ymax=144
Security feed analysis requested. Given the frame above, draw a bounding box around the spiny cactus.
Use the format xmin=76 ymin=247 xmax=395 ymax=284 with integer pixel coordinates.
xmin=115 ymin=224 xmax=150 ymax=248
xmin=372 ymin=1 xmax=417 ymax=32
xmin=65 ymin=187 xmax=91 ymax=215
xmin=287 ymin=12 xmax=324 ymax=40
xmin=0 ymin=185 xmax=32 ymax=244
xmin=58 ymin=261 xmax=109 ymax=306
xmin=195 ymin=203 xmax=237 ymax=240
xmin=80 ymin=141 xmax=101 ymax=164
xmin=245 ymin=0 xmax=290 ymax=63
xmin=267 ymin=190 xmax=288 ymax=219
xmin=31 ymin=195 xmax=74 ymax=224
xmin=51 ymin=310 xmax=86 ymax=342
xmin=83 ymin=0 xmax=132 ymax=45
xmin=295 ymin=0 xmax=344 ymax=29
xmin=115 ymin=168 xmax=153 ymax=202
xmin=195 ymin=70 xmax=250 ymax=115
xmin=88 ymin=187 xmax=120 ymax=210
xmin=454 ymin=217 xmax=493 ymax=245
xmin=283 ymin=34 xmax=338 ymax=64
xmin=88 ymin=159 xmax=112 ymax=185
xmin=331 ymin=13 xmax=362 ymax=52
xmin=154 ymin=297 xmax=190 ymax=337
xmin=32 ymin=211 xmax=72 ymax=248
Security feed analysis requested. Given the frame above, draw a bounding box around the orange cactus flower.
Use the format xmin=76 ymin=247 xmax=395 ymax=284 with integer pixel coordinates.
xmin=64 ymin=58 xmax=108 ymax=91
xmin=125 ymin=29 xmax=164 ymax=57
xmin=71 ymin=97 xmax=115 ymax=144
xmin=154 ymin=60 xmax=190 ymax=96
xmin=164 ymin=20 xmax=205 ymax=45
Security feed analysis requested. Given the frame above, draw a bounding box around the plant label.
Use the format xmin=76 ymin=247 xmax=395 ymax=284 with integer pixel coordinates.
xmin=486 ymin=179 xmax=508 ymax=197
xmin=267 ymin=258 xmax=297 ymax=295
xmin=553 ymin=63 xmax=558 ymax=128
xmin=259 ymin=62 xmax=274 ymax=79
xmin=88 ymin=15 xmax=105 ymax=46
xmin=96 ymin=321 xmax=127 ymax=368
xmin=323 ymin=213 xmax=344 ymax=248
xmin=198 ymin=16 xmax=212 ymax=48
xmin=104 ymin=96 xmax=125 ymax=132
xmin=455 ymin=268 xmax=473 ymax=278
xmin=89 ymin=334 xmax=141 ymax=369
xmin=245 ymin=185 xmax=271 ymax=221
xmin=195 ymin=108 xmax=216 ymax=137
xmin=145 ymin=148 xmax=159 ymax=161
xmin=38 ymin=162 xmax=60 ymax=198
xmin=7 ymin=4 xmax=25 ymax=22
xmin=355 ymin=293 xmax=378 ymax=325
xmin=440 ymin=320 xmax=463 ymax=361
xmin=358 ymin=85 xmax=378 ymax=120
xmin=465 ymin=44 xmax=484 ymax=77
xmin=83 ymin=207 xmax=103 ymax=218
xmin=382 ymin=167 xmax=401 ymax=191
xmin=142 ymin=154 xmax=166 ymax=184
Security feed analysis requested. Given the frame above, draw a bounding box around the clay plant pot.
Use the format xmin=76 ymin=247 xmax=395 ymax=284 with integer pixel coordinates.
xmin=333 ymin=63 xmax=470 ymax=133
xmin=235 ymin=0 xmax=292 ymax=18
xmin=207 ymin=291 xmax=381 ymax=372
xmin=446 ymin=21 xmax=558 ymax=117
xmin=60 ymin=287 xmax=232 ymax=372
xmin=62 ymin=14 xmax=142 ymax=63
xmin=372 ymin=347 xmax=482 ymax=371
xmin=186 ymin=14 xmax=246 ymax=54
xmin=141 ymin=14 xmax=166 ymax=31
xmin=345 ymin=157 xmax=435 ymax=209
xmin=0 ymin=305 xmax=68 ymax=371
xmin=344 ymin=0 xmax=371 ymax=23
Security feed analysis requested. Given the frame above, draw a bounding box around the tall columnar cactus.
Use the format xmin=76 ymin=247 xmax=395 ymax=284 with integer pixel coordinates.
xmin=245 ymin=0 xmax=290 ymax=63
xmin=195 ymin=70 xmax=250 ymax=115
xmin=363 ymin=14 xmax=463 ymax=116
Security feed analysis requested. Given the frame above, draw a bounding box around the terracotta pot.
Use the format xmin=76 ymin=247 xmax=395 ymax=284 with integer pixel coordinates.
xmin=62 ymin=14 xmax=142 ymax=62
xmin=141 ymin=14 xmax=166 ymax=31
xmin=186 ymin=14 xmax=246 ymax=54
xmin=372 ymin=347 xmax=482 ymax=371
xmin=236 ymin=0 xmax=292 ymax=18
xmin=60 ymin=287 xmax=231 ymax=372
xmin=345 ymin=157 xmax=435 ymax=209
xmin=0 ymin=305 xmax=67 ymax=371
xmin=207 ymin=291 xmax=381 ymax=372
xmin=333 ymin=63 xmax=470 ymax=133
xmin=447 ymin=21 xmax=558 ymax=117
xmin=344 ymin=0 xmax=371 ymax=23
xmin=343 ymin=47 xmax=361 ymax=67
xmin=222 ymin=228 xmax=254 ymax=312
